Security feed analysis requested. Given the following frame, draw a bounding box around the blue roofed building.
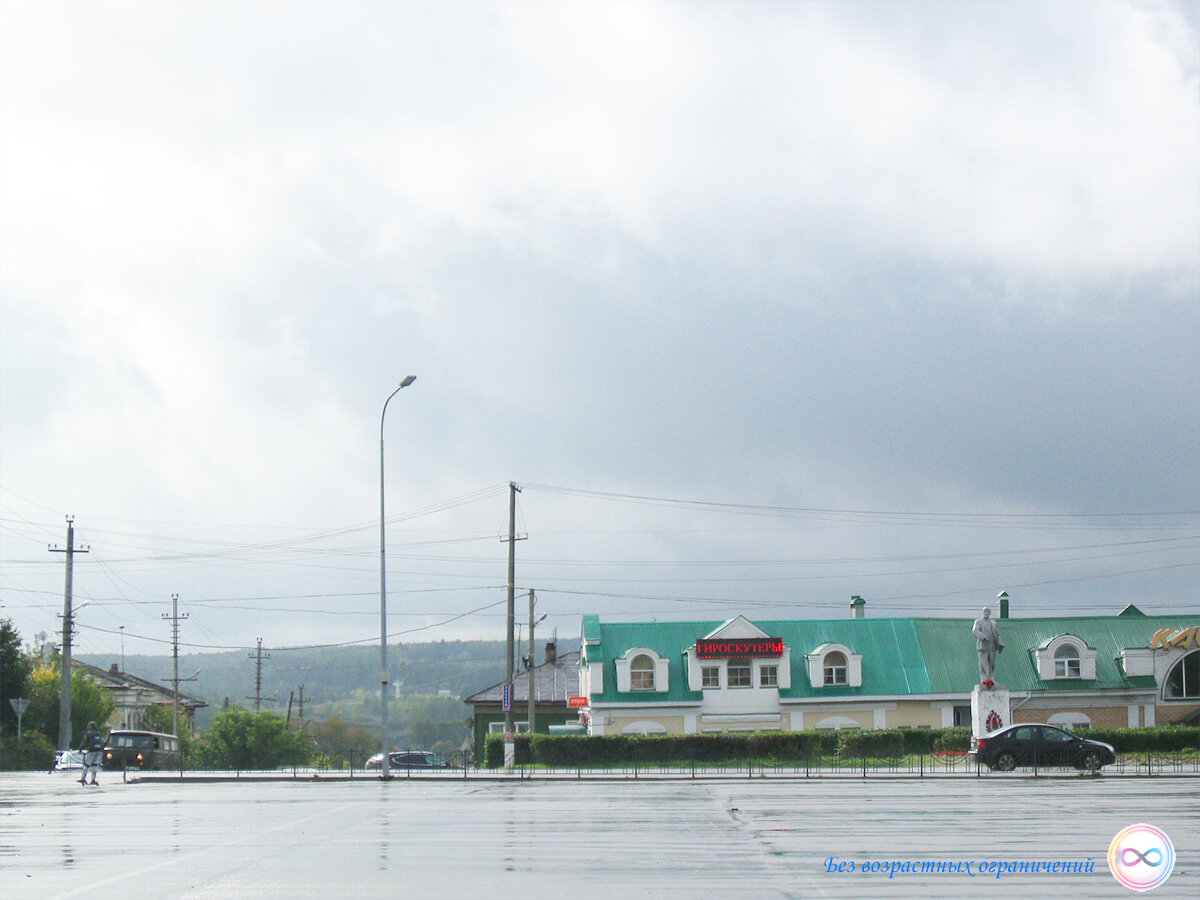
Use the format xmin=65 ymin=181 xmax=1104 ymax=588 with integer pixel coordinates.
xmin=578 ymin=599 xmax=1199 ymax=735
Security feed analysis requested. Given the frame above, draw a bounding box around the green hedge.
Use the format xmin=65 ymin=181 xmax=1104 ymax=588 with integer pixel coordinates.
xmin=0 ymin=731 xmax=56 ymax=771
xmin=482 ymin=726 xmax=1197 ymax=768
xmin=484 ymin=733 xmax=533 ymax=768
xmin=1075 ymin=726 xmax=1199 ymax=753
xmin=836 ymin=729 xmax=905 ymax=759
xmin=487 ymin=730 xmax=838 ymax=768
xmin=933 ymin=727 xmax=972 ymax=753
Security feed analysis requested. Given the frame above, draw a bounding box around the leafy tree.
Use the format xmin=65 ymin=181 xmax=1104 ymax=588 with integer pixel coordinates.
xmin=310 ymin=715 xmax=373 ymax=761
xmin=389 ymin=693 xmax=469 ymax=748
xmin=0 ymin=729 xmax=55 ymax=770
xmin=405 ymin=718 xmax=467 ymax=751
xmin=139 ymin=703 xmax=175 ymax=734
xmin=23 ymin=666 xmax=59 ymax=742
xmin=70 ymin=673 xmax=114 ymax=745
xmin=140 ymin=703 xmax=197 ymax=759
xmin=0 ymin=619 xmax=32 ymax=738
xmin=190 ymin=707 xmax=311 ymax=770
xmin=22 ymin=664 xmax=115 ymax=748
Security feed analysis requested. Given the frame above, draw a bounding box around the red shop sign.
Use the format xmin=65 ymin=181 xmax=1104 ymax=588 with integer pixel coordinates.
xmin=695 ymin=638 xmax=784 ymax=659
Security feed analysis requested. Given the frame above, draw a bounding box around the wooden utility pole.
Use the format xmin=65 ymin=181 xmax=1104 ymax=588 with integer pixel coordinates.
xmin=50 ymin=517 xmax=87 ymax=751
xmin=163 ymin=594 xmax=189 ymax=736
xmin=528 ymin=589 xmax=536 ymax=738
xmin=249 ymin=638 xmax=270 ymax=711
xmin=501 ymin=482 xmax=526 ymax=766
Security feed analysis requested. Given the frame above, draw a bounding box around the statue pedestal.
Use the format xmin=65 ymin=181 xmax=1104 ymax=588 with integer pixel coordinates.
xmin=971 ymin=683 xmax=1010 ymax=738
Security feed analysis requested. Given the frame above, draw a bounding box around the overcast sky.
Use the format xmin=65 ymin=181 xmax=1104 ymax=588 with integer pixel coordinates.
xmin=1 ymin=0 xmax=1197 ymax=666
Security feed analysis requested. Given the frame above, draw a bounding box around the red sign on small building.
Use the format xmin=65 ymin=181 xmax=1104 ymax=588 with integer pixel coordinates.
xmin=567 ymin=696 xmax=589 ymax=707
xmin=695 ymin=638 xmax=784 ymax=659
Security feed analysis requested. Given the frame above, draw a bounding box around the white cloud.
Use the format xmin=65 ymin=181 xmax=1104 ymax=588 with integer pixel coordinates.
xmin=1 ymin=1 xmax=1196 ymax=653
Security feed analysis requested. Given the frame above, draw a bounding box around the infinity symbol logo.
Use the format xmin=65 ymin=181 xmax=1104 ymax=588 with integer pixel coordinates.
xmin=1120 ymin=847 xmax=1164 ymax=868
xmin=1109 ymin=824 xmax=1174 ymax=890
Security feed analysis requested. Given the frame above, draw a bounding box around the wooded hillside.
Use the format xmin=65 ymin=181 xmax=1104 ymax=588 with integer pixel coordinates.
xmin=80 ymin=637 xmax=577 ymax=729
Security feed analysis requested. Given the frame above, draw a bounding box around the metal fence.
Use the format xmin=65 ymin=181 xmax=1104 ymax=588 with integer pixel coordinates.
xmin=111 ymin=746 xmax=1199 ymax=780
xmin=498 ymin=748 xmax=1200 ymax=779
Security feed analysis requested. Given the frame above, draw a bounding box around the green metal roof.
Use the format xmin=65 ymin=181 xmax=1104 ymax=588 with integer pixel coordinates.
xmin=583 ymin=613 xmax=1199 ymax=703
xmin=585 ymin=617 xmax=933 ymax=703
xmin=914 ymin=615 xmax=1198 ymax=693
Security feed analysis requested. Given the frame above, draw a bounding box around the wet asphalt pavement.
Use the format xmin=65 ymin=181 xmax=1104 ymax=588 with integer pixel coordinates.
xmin=1 ymin=771 xmax=1195 ymax=899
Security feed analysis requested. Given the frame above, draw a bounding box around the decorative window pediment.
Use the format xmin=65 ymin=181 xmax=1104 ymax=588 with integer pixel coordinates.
xmin=615 ymin=647 xmax=669 ymax=693
xmin=806 ymin=643 xmax=863 ymax=688
xmin=1035 ymin=634 xmax=1096 ymax=681
xmin=702 ymin=615 xmax=771 ymax=641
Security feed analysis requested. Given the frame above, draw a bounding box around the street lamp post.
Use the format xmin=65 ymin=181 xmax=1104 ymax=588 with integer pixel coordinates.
xmin=379 ymin=376 xmax=416 ymax=779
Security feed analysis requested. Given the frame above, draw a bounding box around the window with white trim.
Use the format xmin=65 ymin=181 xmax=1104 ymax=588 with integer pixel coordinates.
xmin=701 ymin=666 xmax=720 ymax=688
xmin=630 ymin=654 xmax=656 ymax=691
xmin=823 ymin=651 xmax=848 ymax=686
xmin=760 ymin=665 xmax=778 ymax=687
xmin=728 ymin=659 xmax=751 ymax=688
xmin=1054 ymin=643 xmax=1081 ymax=678
xmin=1035 ymin=635 xmax=1096 ymax=681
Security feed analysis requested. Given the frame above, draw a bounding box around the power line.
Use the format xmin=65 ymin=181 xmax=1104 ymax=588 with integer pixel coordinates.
xmin=522 ymin=483 xmax=1200 ymax=521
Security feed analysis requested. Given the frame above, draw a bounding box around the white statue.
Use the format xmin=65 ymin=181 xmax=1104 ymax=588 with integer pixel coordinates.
xmin=972 ymin=606 xmax=1004 ymax=685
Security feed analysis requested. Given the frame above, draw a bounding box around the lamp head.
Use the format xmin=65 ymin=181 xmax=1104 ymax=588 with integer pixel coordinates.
xmin=400 ymin=375 xmax=417 ymax=388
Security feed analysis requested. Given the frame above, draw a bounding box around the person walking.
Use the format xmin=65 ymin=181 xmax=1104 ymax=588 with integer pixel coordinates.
xmin=79 ymin=721 xmax=103 ymax=786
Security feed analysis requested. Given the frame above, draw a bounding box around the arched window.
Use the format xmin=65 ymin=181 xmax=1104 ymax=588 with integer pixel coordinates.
xmin=1054 ymin=643 xmax=1081 ymax=678
xmin=1048 ymin=711 xmax=1092 ymax=731
xmin=814 ymin=715 xmax=860 ymax=731
xmin=824 ymin=651 xmax=848 ymax=686
xmin=1164 ymin=650 xmax=1199 ymax=700
xmin=630 ymin=654 xmax=656 ymax=691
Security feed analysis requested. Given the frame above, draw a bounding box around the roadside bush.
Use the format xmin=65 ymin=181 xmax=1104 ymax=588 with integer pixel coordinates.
xmin=525 ymin=732 xmax=838 ymax=768
xmin=485 ymin=726 xmax=1197 ymax=768
xmin=1074 ymin=726 xmax=1198 ymax=754
xmin=484 ymin=733 xmax=532 ymax=768
xmin=309 ymin=753 xmax=351 ymax=770
xmin=892 ymin=728 xmax=944 ymax=755
xmin=189 ymin=708 xmax=312 ymax=770
xmin=748 ymin=731 xmax=836 ymax=760
xmin=0 ymin=730 xmax=56 ymax=770
xmin=836 ymin=729 xmax=905 ymax=759
xmin=932 ymin=727 xmax=971 ymax=753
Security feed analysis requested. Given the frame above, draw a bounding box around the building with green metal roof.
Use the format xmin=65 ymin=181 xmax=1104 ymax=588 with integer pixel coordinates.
xmin=578 ymin=599 xmax=1199 ymax=736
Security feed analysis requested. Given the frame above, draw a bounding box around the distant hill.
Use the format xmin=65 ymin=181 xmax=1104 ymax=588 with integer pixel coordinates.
xmin=79 ymin=637 xmax=577 ymax=726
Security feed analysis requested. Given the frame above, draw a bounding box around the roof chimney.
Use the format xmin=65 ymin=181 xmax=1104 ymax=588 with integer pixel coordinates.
xmin=110 ymin=663 xmax=120 ymax=674
xmin=997 ymin=591 xmax=1009 ymax=619
xmin=850 ymin=596 xmax=865 ymax=619
xmin=544 ymin=642 xmax=557 ymax=664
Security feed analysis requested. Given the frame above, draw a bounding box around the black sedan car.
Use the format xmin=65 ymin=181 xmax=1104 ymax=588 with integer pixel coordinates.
xmin=970 ymin=724 xmax=1115 ymax=771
